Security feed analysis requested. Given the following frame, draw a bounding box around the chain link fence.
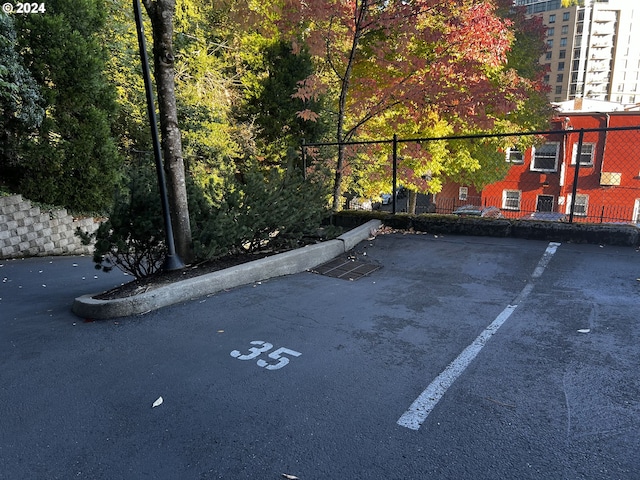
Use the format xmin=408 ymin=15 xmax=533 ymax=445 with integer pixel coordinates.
xmin=303 ymin=123 xmax=640 ymax=224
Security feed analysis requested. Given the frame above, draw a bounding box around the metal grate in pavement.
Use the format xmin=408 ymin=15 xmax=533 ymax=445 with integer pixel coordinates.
xmin=311 ymin=258 xmax=381 ymax=281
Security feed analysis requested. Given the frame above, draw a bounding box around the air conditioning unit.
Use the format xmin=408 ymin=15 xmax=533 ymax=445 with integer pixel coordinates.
xmin=600 ymin=172 xmax=621 ymax=186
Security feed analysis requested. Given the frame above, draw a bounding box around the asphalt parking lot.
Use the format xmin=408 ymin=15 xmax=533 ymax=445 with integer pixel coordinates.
xmin=2 ymin=233 xmax=640 ymax=479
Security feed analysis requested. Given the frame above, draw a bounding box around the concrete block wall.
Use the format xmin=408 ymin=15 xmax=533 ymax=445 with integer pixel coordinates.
xmin=0 ymin=194 xmax=101 ymax=259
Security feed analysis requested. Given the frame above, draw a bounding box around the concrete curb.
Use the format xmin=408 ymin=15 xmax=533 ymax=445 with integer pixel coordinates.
xmin=72 ymin=220 xmax=382 ymax=319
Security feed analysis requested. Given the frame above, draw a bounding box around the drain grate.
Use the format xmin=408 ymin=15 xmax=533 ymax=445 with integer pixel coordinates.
xmin=312 ymin=257 xmax=381 ymax=281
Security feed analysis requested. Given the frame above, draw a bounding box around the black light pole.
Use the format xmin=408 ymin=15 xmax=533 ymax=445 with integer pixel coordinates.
xmin=392 ymin=134 xmax=398 ymax=215
xmin=133 ymin=0 xmax=184 ymax=271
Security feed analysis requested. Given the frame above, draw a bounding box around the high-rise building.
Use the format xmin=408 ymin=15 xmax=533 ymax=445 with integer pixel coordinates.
xmin=514 ymin=0 xmax=640 ymax=105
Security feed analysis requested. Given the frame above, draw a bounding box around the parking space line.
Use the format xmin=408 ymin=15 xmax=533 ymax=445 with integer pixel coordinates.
xmin=397 ymin=242 xmax=561 ymax=431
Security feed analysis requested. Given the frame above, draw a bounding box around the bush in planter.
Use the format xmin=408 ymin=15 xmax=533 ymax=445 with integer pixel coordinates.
xmin=80 ymin=164 xmax=331 ymax=279
xmin=78 ymin=164 xmax=166 ymax=279
xmin=192 ymin=168 xmax=330 ymax=260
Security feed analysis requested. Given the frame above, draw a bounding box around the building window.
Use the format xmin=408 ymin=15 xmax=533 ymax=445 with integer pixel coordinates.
xmin=555 ymin=85 xmax=562 ymax=94
xmin=531 ymin=143 xmax=559 ymax=172
xmin=545 ymin=51 xmax=553 ymax=61
xmin=557 ymin=73 xmax=564 ymax=82
xmin=547 ymin=39 xmax=554 ymax=48
xmin=559 ymin=50 xmax=566 ymax=59
xmin=561 ymin=25 xmax=569 ymax=35
xmin=506 ymin=147 xmax=524 ymax=164
xmin=571 ymin=143 xmax=595 ymax=166
xmin=536 ymin=195 xmax=554 ymax=212
xmin=502 ymin=190 xmax=521 ymax=211
xmin=558 ymin=61 xmax=565 ymax=71
xmin=549 ymin=14 xmax=556 ymax=23
xmin=563 ymin=12 xmax=570 ymax=21
xmin=560 ymin=38 xmax=568 ymax=47
xmin=633 ymin=199 xmax=640 ymax=224
xmin=544 ymin=74 xmax=550 ymax=84
xmin=547 ymin=27 xmax=555 ymax=36
xmin=566 ymin=194 xmax=588 ymax=217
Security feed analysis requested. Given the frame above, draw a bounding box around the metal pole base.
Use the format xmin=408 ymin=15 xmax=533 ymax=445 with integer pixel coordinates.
xmin=163 ymin=254 xmax=185 ymax=272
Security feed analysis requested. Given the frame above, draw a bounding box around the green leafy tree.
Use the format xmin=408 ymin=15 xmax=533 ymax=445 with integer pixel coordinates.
xmin=265 ymin=0 xmax=548 ymax=211
xmin=13 ymin=0 xmax=121 ymax=212
xmin=234 ymin=36 xmax=326 ymax=171
xmin=248 ymin=0 xmax=554 ymax=213
xmin=100 ymin=0 xmax=151 ymax=157
xmin=172 ymin=0 xmax=241 ymax=200
xmin=0 ymin=12 xmax=44 ymax=179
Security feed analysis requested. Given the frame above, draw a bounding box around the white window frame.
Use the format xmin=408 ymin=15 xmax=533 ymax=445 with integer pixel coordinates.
xmin=502 ymin=190 xmax=522 ymax=211
xmin=458 ymin=187 xmax=468 ymax=201
xmin=566 ymin=193 xmax=589 ymax=217
xmin=571 ymin=142 xmax=595 ymax=166
xmin=531 ymin=142 xmax=560 ymax=172
xmin=506 ymin=147 xmax=524 ymax=164
xmin=633 ymin=199 xmax=640 ymax=224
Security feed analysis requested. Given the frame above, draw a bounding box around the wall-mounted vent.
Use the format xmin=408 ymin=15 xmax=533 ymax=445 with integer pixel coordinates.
xmin=600 ymin=172 xmax=621 ymax=186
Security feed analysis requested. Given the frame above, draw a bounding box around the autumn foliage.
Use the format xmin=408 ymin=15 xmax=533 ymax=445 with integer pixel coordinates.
xmin=253 ymin=0 xmax=550 ymax=209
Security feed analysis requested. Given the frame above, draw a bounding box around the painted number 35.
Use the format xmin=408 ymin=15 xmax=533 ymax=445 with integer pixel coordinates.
xmin=230 ymin=341 xmax=301 ymax=370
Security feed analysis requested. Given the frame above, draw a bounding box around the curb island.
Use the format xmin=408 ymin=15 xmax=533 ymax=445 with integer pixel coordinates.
xmin=72 ymin=220 xmax=382 ymax=320
xmin=73 ymin=212 xmax=640 ymax=320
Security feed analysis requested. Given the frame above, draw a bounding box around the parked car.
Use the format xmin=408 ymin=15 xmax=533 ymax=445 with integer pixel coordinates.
xmin=452 ymin=205 xmax=504 ymax=218
xmin=380 ymin=193 xmax=393 ymax=205
xmin=520 ymin=212 xmax=568 ymax=222
xmin=380 ymin=186 xmax=406 ymax=205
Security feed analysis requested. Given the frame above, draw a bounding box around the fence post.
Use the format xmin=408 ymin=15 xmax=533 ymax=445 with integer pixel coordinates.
xmin=301 ymin=138 xmax=307 ymax=180
xmin=568 ymin=128 xmax=584 ymax=223
xmin=392 ymin=134 xmax=398 ymax=215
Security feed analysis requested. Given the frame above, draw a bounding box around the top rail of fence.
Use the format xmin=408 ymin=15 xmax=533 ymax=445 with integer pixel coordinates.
xmin=302 ymin=124 xmax=640 ymax=148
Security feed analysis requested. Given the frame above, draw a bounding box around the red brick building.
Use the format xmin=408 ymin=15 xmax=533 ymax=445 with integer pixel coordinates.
xmin=436 ymin=111 xmax=640 ymax=223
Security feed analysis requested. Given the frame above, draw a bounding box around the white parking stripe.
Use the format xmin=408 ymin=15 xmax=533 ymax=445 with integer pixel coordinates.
xmin=397 ymin=242 xmax=561 ymax=431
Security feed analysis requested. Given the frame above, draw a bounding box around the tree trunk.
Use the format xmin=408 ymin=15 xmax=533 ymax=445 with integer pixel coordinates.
xmin=332 ymin=144 xmax=345 ymax=211
xmin=143 ymin=0 xmax=193 ymax=263
xmin=407 ymin=190 xmax=417 ymax=215
xmin=331 ymin=0 xmax=369 ymax=211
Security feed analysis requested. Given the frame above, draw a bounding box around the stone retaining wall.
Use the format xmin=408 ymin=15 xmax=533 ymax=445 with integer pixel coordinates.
xmin=0 ymin=194 xmax=100 ymax=259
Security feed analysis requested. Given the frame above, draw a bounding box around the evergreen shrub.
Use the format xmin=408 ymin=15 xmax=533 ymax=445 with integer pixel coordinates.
xmin=192 ymin=169 xmax=330 ymax=259
xmin=79 ymin=164 xmax=166 ymax=279
xmin=81 ymin=164 xmax=330 ymax=279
